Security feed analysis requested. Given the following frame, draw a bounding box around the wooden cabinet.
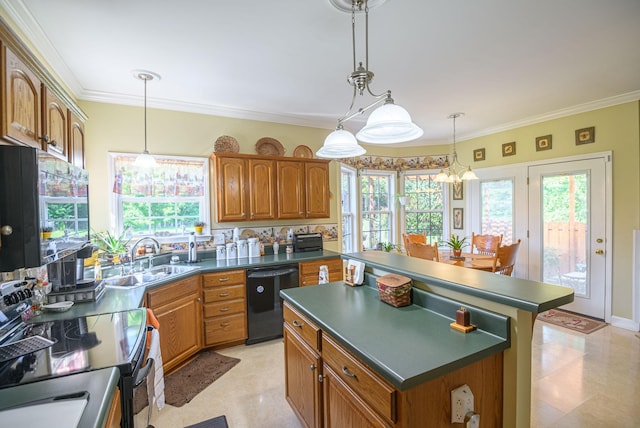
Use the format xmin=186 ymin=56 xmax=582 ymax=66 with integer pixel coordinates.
xmin=212 ymin=153 xmax=329 ymax=222
xmin=284 ymin=303 xmax=322 ymax=428
xmin=2 ymin=46 xmax=42 ymax=149
xmin=202 ymin=270 xmax=247 ymax=346
xmin=42 ymin=86 xmax=69 ymax=160
xmin=277 ymin=159 xmax=330 ymax=219
xmin=145 ymin=276 xmax=202 ymax=373
xmin=299 ymin=258 xmax=343 ymax=287
xmin=68 ymin=111 xmax=85 ymax=168
xmin=105 ymin=387 xmax=122 ymax=428
xmin=213 ymin=154 xmax=276 ymax=222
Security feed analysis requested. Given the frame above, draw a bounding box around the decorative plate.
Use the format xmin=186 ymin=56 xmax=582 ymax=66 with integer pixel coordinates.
xmin=43 ymin=301 xmax=74 ymax=312
xmin=293 ymin=145 xmax=314 ymax=158
xmin=255 ymin=137 xmax=285 ymax=156
xmin=214 ymin=135 xmax=239 ymax=153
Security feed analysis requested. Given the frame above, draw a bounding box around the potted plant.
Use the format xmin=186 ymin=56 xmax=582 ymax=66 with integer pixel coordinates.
xmin=444 ymin=234 xmax=468 ymax=257
xmin=92 ymin=229 xmax=130 ymax=263
xmin=377 ymin=242 xmax=397 ymax=252
xmin=194 ymin=221 xmax=206 ymax=234
xmin=41 ymin=226 xmax=53 ymax=240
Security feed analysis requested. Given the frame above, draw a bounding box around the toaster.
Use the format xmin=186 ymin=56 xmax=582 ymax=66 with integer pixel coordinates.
xmin=293 ymin=233 xmax=323 ymax=252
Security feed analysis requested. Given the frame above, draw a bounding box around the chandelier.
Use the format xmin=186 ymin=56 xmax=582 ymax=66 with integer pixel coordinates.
xmin=132 ymin=70 xmax=161 ymax=168
xmin=316 ymin=0 xmax=423 ymax=159
xmin=434 ymin=113 xmax=478 ymax=182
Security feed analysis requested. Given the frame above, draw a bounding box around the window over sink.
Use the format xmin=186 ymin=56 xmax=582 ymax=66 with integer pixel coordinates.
xmin=109 ymin=153 xmax=210 ymax=236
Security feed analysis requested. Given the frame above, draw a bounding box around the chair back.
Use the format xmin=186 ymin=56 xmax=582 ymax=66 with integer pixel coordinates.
xmin=471 ymin=232 xmax=503 ymax=255
xmin=492 ymin=239 xmax=521 ymax=276
xmin=403 ymin=233 xmax=426 ymax=245
xmin=405 ymin=241 xmax=439 ymax=262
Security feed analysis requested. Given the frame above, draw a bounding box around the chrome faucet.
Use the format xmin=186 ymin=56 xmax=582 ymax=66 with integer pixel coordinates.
xmin=130 ymin=237 xmax=161 ymax=271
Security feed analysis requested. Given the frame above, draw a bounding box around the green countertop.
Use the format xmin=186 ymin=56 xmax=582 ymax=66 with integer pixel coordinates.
xmin=344 ymin=251 xmax=574 ymax=313
xmin=0 ymin=367 xmax=120 ymax=428
xmin=281 ymin=283 xmax=510 ymax=390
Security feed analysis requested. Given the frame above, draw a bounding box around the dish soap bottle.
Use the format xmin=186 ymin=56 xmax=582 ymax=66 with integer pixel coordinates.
xmin=94 ymin=259 xmax=102 ymax=280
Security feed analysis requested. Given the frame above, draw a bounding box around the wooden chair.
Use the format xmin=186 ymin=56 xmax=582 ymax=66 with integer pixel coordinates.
xmin=405 ymin=241 xmax=439 ymax=262
xmin=403 ymin=233 xmax=426 ymax=245
xmin=492 ymin=239 xmax=521 ymax=276
xmin=471 ymin=232 xmax=503 ymax=255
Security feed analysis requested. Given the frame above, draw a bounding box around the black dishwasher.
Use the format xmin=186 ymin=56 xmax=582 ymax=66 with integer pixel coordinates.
xmin=246 ymin=264 xmax=299 ymax=344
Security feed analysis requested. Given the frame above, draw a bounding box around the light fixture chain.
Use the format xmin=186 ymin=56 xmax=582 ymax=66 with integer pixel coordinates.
xmin=144 ymin=76 xmax=148 ymax=152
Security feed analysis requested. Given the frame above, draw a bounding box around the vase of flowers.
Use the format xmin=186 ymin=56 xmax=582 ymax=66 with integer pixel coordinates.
xmin=194 ymin=221 xmax=206 ymax=234
xmin=41 ymin=226 xmax=53 ymax=240
xmin=444 ymin=234 xmax=468 ymax=257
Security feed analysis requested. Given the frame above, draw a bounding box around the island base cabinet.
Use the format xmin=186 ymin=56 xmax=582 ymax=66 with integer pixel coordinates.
xmin=322 ymin=363 xmax=391 ymax=428
xmin=284 ymin=324 xmax=322 ymax=428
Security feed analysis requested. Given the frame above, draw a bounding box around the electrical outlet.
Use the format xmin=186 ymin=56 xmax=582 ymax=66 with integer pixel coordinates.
xmin=451 ymin=384 xmax=474 ymax=423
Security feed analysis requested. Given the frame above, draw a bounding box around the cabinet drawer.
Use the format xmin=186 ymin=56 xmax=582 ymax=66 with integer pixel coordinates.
xmin=146 ymin=276 xmax=200 ymax=308
xmin=284 ymin=302 xmax=321 ymax=352
xmin=322 ymin=334 xmax=396 ymax=423
xmin=203 ymin=283 xmax=245 ymax=303
xmin=299 ymin=258 xmax=342 ymax=276
xmin=204 ymin=299 xmax=246 ymax=318
xmin=204 ymin=313 xmax=246 ymax=345
xmin=203 ymin=270 xmax=245 ymax=287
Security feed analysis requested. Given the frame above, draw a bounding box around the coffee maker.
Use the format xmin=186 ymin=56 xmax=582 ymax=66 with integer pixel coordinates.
xmin=47 ymin=243 xmax=95 ymax=292
xmin=74 ymin=244 xmax=97 ymax=287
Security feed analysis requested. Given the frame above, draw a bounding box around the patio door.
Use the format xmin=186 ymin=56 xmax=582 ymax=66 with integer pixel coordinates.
xmin=528 ymin=157 xmax=609 ymax=319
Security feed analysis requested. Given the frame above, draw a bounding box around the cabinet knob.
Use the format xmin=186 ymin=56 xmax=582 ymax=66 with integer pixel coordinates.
xmin=48 ymin=139 xmax=58 ymax=147
xmin=310 ymin=364 xmax=316 ymax=372
xmin=0 ymin=225 xmax=13 ymax=236
xmin=39 ymin=134 xmax=50 ymax=143
xmin=196 ymin=297 xmax=201 ymax=302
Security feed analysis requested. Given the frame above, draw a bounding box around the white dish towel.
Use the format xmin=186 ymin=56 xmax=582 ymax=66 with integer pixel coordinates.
xmin=146 ymin=328 xmax=165 ymax=411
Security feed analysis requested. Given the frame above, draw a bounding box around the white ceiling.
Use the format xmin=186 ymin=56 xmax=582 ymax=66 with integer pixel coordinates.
xmin=2 ymin=0 xmax=639 ymax=146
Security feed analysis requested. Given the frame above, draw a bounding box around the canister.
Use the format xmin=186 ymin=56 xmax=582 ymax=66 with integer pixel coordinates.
xmin=226 ymin=242 xmax=237 ymax=260
xmin=216 ymin=245 xmax=226 ymax=260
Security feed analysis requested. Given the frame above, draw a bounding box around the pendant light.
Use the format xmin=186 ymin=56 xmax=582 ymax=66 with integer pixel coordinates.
xmin=434 ymin=113 xmax=478 ymax=183
xmin=316 ymin=0 xmax=423 ymax=159
xmin=132 ymin=70 xmax=161 ymax=168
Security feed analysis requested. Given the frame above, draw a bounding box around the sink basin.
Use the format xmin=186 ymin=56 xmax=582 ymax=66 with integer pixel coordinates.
xmin=103 ymin=264 xmax=199 ymax=288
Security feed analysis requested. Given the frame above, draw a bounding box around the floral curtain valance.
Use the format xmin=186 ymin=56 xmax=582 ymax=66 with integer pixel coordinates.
xmin=339 ymin=154 xmax=450 ymax=171
xmin=112 ymin=154 xmax=206 ymax=197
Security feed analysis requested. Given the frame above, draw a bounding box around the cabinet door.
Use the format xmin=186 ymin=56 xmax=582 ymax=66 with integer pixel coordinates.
xmin=248 ymin=158 xmax=276 ymax=220
xmin=284 ymin=324 xmax=322 ymax=428
xmin=2 ymin=47 xmax=42 ymax=148
xmin=277 ymin=160 xmax=305 ymax=219
xmin=42 ymin=87 xmax=69 ymax=161
xmin=215 ymin=156 xmax=247 ymax=222
xmin=305 ymin=162 xmax=330 ymax=218
xmin=322 ymin=364 xmax=390 ymax=428
xmin=68 ymin=111 xmax=85 ymax=169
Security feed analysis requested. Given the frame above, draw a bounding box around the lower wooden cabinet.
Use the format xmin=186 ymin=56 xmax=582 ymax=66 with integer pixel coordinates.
xmin=284 ymin=323 xmax=323 ymax=428
xmin=105 ymin=387 xmax=122 ymax=428
xmin=202 ymin=270 xmax=247 ymax=346
xmin=145 ymin=276 xmax=202 ymax=374
xmin=299 ymin=258 xmax=343 ymax=286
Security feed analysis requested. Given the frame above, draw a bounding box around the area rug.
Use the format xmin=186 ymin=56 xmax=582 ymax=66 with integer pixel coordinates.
xmin=185 ymin=415 xmax=228 ymax=428
xmin=134 ymin=350 xmax=240 ymax=414
xmin=538 ymin=309 xmax=607 ymax=334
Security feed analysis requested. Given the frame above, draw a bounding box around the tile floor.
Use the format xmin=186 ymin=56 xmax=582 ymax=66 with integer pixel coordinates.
xmin=136 ymin=322 xmax=640 ymax=428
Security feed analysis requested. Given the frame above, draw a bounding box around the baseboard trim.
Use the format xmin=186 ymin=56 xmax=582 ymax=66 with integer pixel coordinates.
xmin=611 ymin=316 xmax=639 ymax=331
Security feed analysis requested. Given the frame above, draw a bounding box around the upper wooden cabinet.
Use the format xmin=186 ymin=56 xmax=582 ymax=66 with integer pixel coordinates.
xmin=68 ymin=111 xmax=85 ymax=169
xmin=212 ymin=153 xmax=329 ymax=222
xmin=43 ymin=86 xmax=69 ymax=161
xmin=2 ymin=46 xmax=42 ymax=149
xmin=277 ymin=159 xmax=330 ymax=219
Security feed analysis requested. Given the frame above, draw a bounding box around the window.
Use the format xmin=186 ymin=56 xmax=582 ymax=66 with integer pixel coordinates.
xmin=401 ymin=172 xmax=444 ymax=244
xmin=109 ymin=153 xmax=209 ymax=235
xmin=43 ymin=198 xmax=89 ymax=237
xmin=480 ymin=179 xmax=514 ymax=244
xmin=360 ymin=171 xmax=395 ymax=250
xmin=341 ymin=166 xmax=358 ymax=253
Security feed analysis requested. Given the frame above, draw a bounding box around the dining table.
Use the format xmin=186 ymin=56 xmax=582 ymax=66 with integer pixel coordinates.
xmin=438 ymin=251 xmax=497 ymax=271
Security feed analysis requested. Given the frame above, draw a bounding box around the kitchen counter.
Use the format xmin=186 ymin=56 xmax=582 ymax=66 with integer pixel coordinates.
xmin=281 ymin=281 xmax=510 ymax=390
xmin=0 ymin=367 xmax=120 ymax=428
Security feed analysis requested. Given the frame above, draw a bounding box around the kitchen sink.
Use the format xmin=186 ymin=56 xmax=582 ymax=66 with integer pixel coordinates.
xmin=103 ymin=264 xmax=199 ymax=288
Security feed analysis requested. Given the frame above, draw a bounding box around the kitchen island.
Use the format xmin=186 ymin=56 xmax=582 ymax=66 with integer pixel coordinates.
xmin=280 ymin=251 xmax=574 ymax=427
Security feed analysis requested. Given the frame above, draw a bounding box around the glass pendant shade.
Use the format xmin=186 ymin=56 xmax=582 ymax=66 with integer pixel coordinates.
xmin=316 ymin=128 xmax=366 ymax=159
xmin=461 ymin=168 xmax=478 ymax=180
xmin=133 ymin=150 xmax=157 ymax=168
xmin=356 ymin=103 xmax=423 ymax=144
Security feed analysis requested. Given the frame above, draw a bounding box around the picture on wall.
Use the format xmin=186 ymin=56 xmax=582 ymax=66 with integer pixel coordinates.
xmin=502 ymin=141 xmax=516 ymax=157
xmin=452 ymin=181 xmax=463 ymax=200
xmin=473 ymin=148 xmax=485 ymax=161
xmin=535 ymin=135 xmax=552 ymax=151
xmin=575 ymin=127 xmax=595 ymax=145
xmin=453 ymin=208 xmax=463 ymax=230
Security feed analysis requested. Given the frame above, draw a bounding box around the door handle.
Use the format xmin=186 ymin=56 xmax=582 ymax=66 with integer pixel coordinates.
xmin=595 ymin=249 xmax=604 ymax=255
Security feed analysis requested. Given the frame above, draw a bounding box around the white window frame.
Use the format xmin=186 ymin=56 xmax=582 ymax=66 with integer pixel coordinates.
xmin=359 ymin=170 xmax=396 ymax=250
xmin=341 ymin=165 xmax=358 ymax=253
xmin=400 ymin=170 xmax=447 ymax=246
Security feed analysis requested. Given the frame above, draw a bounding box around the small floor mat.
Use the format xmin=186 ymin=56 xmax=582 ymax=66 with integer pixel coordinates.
xmin=185 ymin=415 xmax=228 ymax=428
xmin=538 ymin=309 xmax=607 ymax=334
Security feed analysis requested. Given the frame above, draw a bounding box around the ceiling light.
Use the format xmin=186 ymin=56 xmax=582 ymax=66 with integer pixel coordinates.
xmin=132 ymin=70 xmax=161 ymax=168
xmin=316 ymin=0 xmax=423 ymax=159
xmin=434 ymin=113 xmax=478 ymax=183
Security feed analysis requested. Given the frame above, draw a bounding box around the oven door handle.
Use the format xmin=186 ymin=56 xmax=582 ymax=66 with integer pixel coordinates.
xmin=134 ymin=325 xmax=157 ymax=388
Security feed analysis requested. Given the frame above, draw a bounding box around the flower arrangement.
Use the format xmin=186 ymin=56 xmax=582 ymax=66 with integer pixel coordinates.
xmin=194 ymin=221 xmax=206 ymax=227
